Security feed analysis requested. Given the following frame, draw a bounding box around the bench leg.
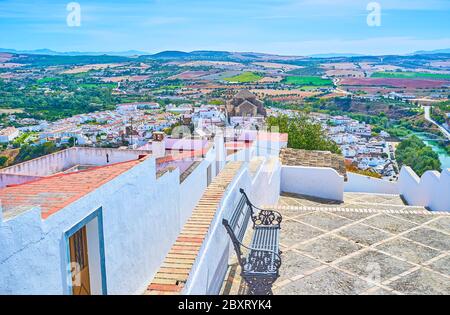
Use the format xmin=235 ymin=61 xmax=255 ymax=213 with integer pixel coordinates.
xmin=243 ymin=274 xmax=278 ymax=295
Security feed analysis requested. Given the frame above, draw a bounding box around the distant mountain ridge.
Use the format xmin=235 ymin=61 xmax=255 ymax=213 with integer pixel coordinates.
xmin=0 ymin=48 xmax=150 ymax=57
xmin=412 ymin=48 xmax=450 ymax=55
xmin=1 ymin=48 xmax=449 ymax=61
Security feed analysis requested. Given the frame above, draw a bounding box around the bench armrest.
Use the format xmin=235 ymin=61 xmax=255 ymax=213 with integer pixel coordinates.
xmin=239 ymin=189 xmax=283 ymax=227
xmin=251 ymin=205 xmax=283 ymax=227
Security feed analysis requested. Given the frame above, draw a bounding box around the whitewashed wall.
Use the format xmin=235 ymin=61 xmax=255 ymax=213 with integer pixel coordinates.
xmin=0 ymin=140 xmax=227 ymax=295
xmin=345 ymin=173 xmax=399 ymax=194
xmin=0 ymin=174 xmax=42 ymax=188
xmin=179 ymin=136 xmax=226 ymax=229
xmin=399 ymin=167 xmax=450 ymax=212
xmin=0 ymin=147 xmax=151 ymax=178
xmin=0 ymin=158 xmax=183 ymax=295
xmin=281 ymin=166 xmax=344 ymax=202
xmin=183 ymin=157 xmax=282 ymax=295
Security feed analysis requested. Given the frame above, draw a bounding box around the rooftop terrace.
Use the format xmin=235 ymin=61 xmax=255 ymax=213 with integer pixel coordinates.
xmin=222 ymin=192 xmax=450 ymax=295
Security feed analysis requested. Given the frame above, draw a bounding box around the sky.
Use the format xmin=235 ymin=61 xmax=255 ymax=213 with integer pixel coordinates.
xmin=1 ymin=0 xmax=450 ymax=55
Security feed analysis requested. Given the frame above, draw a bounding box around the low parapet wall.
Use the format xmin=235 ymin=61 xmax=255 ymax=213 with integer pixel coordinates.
xmin=0 ymin=147 xmax=151 ymax=178
xmin=0 ymin=174 xmax=42 ymax=189
xmin=281 ymin=166 xmax=345 ymax=202
xmin=345 ymin=172 xmax=399 ymax=195
xmin=399 ymin=167 xmax=450 ymax=212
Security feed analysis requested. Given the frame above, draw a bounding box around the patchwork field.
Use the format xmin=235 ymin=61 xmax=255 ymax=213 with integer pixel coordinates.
xmin=101 ymin=75 xmax=150 ymax=82
xmin=223 ymin=72 xmax=263 ymax=83
xmin=340 ymin=77 xmax=450 ymax=88
xmin=429 ymin=61 xmax=450 ymax=68
xmin=258 ymin=76 xmax=284 ymax=83
xmin=0 ymin=63 xmax=24 ymax=69
xmin=0 ymin=53 xmax=14 ymax=63
xmin=168 ymin=71 xmax=210 ymax=80
xmin=321 ymin=62 xmax=359 ymax=70
xmin=371 ymin=72 xmax=450 ymax=80
xmin=62 ymin=63 xmax=125 ymax=74
xmin=250 ymin=89 xmax=319 ymax=97
xmin=179 ymin=61 xmax=243 ymax=68
xmin=252 ymin=62 xmax=303 ymax=71
xmin=325 ymin=69 xmax=365 ymax=78
xmin=283 ymin=76 xmax=333 ymax=86
xmin=0 ymin=108 xmax=24 ymax=114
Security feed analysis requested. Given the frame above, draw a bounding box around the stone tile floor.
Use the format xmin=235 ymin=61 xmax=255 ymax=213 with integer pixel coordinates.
xmin=221 ymin=192 xmax=450 ymax=295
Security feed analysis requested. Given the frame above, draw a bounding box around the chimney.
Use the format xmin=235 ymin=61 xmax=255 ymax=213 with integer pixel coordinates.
xmin=151 ymin=132 xmax=166 ymax=158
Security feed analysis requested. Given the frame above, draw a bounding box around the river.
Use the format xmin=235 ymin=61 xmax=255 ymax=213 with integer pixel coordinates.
xmin=413 ymin=132 xmax=450 ymax=170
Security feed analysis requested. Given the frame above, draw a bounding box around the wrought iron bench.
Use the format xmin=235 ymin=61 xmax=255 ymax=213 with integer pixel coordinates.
xmin=222 ymin=189 xmax=282 ymax=295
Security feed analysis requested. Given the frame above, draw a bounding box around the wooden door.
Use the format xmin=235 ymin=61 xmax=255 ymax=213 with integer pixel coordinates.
xmin=69 ymin=226 xmax=91 ymax=295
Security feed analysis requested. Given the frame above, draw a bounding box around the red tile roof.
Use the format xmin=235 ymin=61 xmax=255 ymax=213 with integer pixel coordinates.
xmin=0 ymin=158 xmax=144 ymax=220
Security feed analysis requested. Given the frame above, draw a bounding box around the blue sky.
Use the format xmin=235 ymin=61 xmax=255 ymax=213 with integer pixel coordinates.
xmin=1 ymin=0 xmax=450 ymax=55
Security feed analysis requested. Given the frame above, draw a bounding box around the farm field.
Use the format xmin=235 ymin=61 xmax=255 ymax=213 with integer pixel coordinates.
xmin=223 ymin=72 xmax=262 ymax=83
xmin=283 ymin=76 xmax=333 ymax=86
xmin=371 ymin=71 xmax=450 ymax=80
xmin=79 ymin=83 xmax=117 ymax=89
xmin=250 ymin=89 xmax=319 ymax=97
xmin=61 ymin=63 xmax=125 ymax=74
xmin=36 ymin=77 xmax=60 ymax=84
xmin=179 ymin=61 xmax=243 ymax=68
xmin=168 ymin=71 xmax=211 ymax=80
xmin=101 ymin=75 xmax=150 ymax=82
xmin=340 ymin=78 xmax=450 ymax=88
xmin=252 ymin=62 xmax=303 ymax=71
xmin=0 ymin=108 xmax=24 ymax=114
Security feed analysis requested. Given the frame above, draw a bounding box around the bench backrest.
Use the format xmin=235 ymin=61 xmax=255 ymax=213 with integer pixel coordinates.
xmin=222 ymin=189 xmax=253 ymax=264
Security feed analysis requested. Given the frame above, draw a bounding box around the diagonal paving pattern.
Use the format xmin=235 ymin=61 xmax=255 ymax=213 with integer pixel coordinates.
xmin=222 ymin=192 xmax=450 ymax=295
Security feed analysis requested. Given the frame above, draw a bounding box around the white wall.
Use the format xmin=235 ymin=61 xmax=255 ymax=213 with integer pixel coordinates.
xmin=0 ymin=174 xmax=42 ymax=188
xmin=345 ymin=172 xmax=399 ymax=195
xmin=399 ymin=167 xmax=450 ymax=212
xmin=0 ymin=139 xmax=228 ymax=295
xmin=0 ymin=158 xmax=182 ymax=295
xmin=281 ymin=166 xmax=344 ymax=202
xmin=183 ymin=157 xmax=282 ymax=295
xmin=180 ymin=163 xmax=207 ymax=229
xmin=0 ymin=147 xmax=151 ymax=178
xmin=179 ymin=135 xmax=226 ymax=229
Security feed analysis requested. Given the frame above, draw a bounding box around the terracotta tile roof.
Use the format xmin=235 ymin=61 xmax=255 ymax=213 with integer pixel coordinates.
xmin=146 ymin=161 xmax=243 ymax=295
xmin=0 ymin=158 xmax=144 ymax=220
xmin=280 ymin=148 xmax=347 ymax=180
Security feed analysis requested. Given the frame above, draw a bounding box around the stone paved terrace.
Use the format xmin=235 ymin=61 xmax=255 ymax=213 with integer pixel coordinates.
xmin=221 ymin=192 xmax=450 ymax=295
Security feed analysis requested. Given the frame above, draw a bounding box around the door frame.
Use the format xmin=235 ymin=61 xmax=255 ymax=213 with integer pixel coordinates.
xmin=64 ymin=208 xmax=107 ymax=295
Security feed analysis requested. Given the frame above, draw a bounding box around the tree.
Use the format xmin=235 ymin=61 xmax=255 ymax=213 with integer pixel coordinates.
xmin=396 ymin=136 xmax=441 ymax=176
xmin=0 ymin=156 xmax=8 ymax=167
xmin=267 ymin=114 xmax=341 ymax=154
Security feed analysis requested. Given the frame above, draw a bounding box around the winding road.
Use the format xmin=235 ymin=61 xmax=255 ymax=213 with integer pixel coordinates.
xmin=423 ymin=106 xmax=450 ymax=140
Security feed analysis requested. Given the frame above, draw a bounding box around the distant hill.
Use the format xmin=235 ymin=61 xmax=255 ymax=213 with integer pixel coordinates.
xmin=412 ymin=48 xmax=450 ymax=55
xmin=309 ymin=53 xmax=366 ymax=58
xmin=0 ymin=48 xmax=149 ymax=56
xmin=149 ymin=51 xmax=198 ymax=59
xmin=144 ymin=50 xmax=304 ymax=62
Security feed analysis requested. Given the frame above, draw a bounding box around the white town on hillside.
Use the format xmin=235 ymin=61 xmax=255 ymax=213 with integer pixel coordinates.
xmin=0 ymin=90 xmax=449 ymax=296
